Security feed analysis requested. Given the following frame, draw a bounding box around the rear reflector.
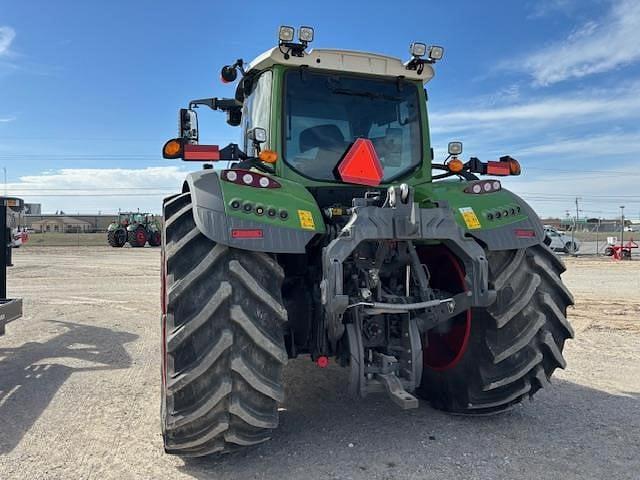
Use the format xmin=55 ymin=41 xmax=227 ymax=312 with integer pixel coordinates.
xmin=486 ymin=161 xmax=511 ymax=176
xmin=183 ymin=144 xmax=221 ymax=161
xmin=515 ymin=229 xmax=536 ymax=238
xmin=231 ymin=229 xmax=264 ymax=239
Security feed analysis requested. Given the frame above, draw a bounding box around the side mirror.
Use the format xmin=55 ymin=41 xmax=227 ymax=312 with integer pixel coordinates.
xmin=227 ymin=109 xmax=242 ymax=127
xmin=179 ymin=108 xmax=199 ymax=142
xmin=221 ymin=65 xmax=238 ymax=83
xmin=448 ymin=141 xmax=463 ymax=156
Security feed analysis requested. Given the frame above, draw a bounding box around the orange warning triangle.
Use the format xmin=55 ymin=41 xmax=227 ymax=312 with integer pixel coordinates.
xmin=337 ymin=138 xmax=384 ymax=186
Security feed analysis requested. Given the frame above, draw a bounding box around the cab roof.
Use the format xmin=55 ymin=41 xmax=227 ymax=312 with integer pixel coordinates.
xmin=247 ymin=47 xmax=435 ymax=83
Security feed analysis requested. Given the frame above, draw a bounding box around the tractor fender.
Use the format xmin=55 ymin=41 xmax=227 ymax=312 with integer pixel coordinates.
xmin=467 ymin=189 xmax=545 ymax=251
xmin=183 ymin=170 xmax=317 ymax=254
xmin=414 ymin=182 xmax=545 ymax=252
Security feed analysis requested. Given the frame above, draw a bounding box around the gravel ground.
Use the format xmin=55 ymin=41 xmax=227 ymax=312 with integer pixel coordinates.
xmin=0 ymin=247 xmax=638 ymax=480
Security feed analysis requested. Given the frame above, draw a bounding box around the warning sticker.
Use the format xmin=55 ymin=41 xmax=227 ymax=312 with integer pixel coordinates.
xmin=297 ymin=210 xmax=316 ymax=230
xmin=459 ymin=207 xmax=481 ymax=230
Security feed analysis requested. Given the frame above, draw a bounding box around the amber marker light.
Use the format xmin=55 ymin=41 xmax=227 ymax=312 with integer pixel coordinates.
xmin=259 ymin=150 xmax=278 ymax=163
xmin=162 ymin=139 xmax=183 ymax=159
xmin=508 ymin=158 xmax=521 ymax=175
xmin=448 ymin=158 xmax=464 ymax=173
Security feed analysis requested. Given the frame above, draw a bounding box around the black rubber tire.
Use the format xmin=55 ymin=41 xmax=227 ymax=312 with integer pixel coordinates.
xmin=564 ymin=242 xmax=578 ymax=254
xmin=107 ymin=229 xmax=126 ymax=247
xmin=128 ymin=226 xmax=147 ymax=247
xmin=161 ymin=192 xmax=288 ymax=457
xmin=604 ymin=247 xmax=614 ymax=257
xmin=148 ymin=230 xmax=162 ymax=247
xmin=417 ymin=244 xmax=574 ymax=414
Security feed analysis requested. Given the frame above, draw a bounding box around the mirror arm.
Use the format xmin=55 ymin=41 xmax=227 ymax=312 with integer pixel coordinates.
xmin=464 ymin=157 xmax=487 ymax=175
xmin=189 ymin=97 xmax=242 ymax=112
xmin=219 ymin=143 xmax=247 ymax=161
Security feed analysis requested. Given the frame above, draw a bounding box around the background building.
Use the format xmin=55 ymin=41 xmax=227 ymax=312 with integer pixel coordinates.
xmin=25 ymin=214 xmax=118 ymax=232
xmin=30 ymin=216 xmax=93 ymax=233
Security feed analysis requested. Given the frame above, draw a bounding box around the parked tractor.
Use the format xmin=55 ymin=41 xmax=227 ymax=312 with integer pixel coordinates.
xmin=107 ymin=212 xmax=161 ymax=248
xmin=159 ymin=27 xmax=574 ymax=457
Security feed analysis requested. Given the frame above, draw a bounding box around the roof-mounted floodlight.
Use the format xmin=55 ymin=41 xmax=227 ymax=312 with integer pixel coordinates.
xmin=278 ymin=25 xmax=295 ymax=43
xmin=406 ymin=42 xmax=444 ymax=73
xmin=428 ymin=46 xmax=444 ymax=62
xmin=298 ymin=26 xmax=314 ymax=43
xmin=278 ymin=25 xmax=314 ymax=59
xmin=410 ymin=42 xmax=427 ymax=58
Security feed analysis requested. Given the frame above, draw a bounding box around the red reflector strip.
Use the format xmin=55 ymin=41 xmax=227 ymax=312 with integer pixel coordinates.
xmin=515 ymin=229 xmax=536 ymax=238
xmin=231 ymin=229 xmax=263 ymax=239
xmin=486 ymin=161 xmax=511 ymax=176
xmin=183 ymin=144 xmax=221 ymax=161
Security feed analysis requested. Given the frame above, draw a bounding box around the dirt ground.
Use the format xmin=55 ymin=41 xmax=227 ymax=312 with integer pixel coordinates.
xmin=0 ymin=247 xmax=638 ymax=480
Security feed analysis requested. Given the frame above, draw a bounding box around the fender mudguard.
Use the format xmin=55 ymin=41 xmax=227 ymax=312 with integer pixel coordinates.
xmin=414 ymin=182 xmax=546 ymax=251
xmin=184 ymin=170 xmax=318 ymax=254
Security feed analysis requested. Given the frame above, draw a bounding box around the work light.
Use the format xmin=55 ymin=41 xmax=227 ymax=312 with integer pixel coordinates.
xmin=248 ymin=127 xmax=267 ymax=144
xmin=278 ymin=25 xmax=295 ymax=43
xmin=429 ymin=46 xmax=444 ymax=61
xmin=298 ymin=26 xmax=314 ymax=43
xmin=410 ymin=42 xmax=427 ymax=57
xmin=448 ymin=141 xmax=463 ymax=156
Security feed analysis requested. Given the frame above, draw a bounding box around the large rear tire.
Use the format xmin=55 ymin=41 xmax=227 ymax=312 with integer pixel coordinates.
xmin=417 ymin=244 xmax=574 ymax=414
xmin=161 ymin=192 xmax=288 ymax=457
xmin=128 ymin=226 xmax=147 ymax=247
xmin=148 ymin=230 xmax=161 ymax=247
xmin=107 ymin=229 xmax=126 ymax=247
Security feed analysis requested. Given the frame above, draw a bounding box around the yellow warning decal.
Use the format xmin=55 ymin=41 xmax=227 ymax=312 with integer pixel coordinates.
xmin=459 ymin=207 xmax=481 ymax=230
xmin=297 ymin=210 xmax=316 ymax=230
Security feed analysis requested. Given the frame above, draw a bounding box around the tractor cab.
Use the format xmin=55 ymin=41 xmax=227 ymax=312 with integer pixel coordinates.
xmin=163 ymin=29 xmax=439 ymax=187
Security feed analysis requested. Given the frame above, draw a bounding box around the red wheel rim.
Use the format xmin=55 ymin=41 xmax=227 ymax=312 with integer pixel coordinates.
xmin=137 ymin=230 xmax=146 ymax=244
xmin=418 ymin=247 xmax=472 ymax=371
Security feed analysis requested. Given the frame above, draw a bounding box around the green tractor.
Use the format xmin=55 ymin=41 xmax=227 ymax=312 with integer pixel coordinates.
xmin=160 ymin=27 xmax=574 ymax=457
xmin=107 ymin=212 xmax=161 ymax=248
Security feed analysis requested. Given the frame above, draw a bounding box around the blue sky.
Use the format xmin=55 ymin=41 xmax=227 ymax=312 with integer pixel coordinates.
xmin=1 ymin=0 xmax=639 ymax=219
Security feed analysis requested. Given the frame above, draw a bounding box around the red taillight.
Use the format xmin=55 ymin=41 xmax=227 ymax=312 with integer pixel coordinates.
xmin=486 ymin=161 xmax=511 ymax=176
xmin=337 ymin=138 xmax=384 ymax=186
xmin=464 ymin=180 xmax=501 ymax=194
xmin=221 ymin=169 xmax=281 ymax=188
xmin=231 ymin=229 xmax=264 ymax=239
xmin=515 ymin=229 xmax=536 ymax=238
xmin=183 ymin=144 xmax=221 ymax=161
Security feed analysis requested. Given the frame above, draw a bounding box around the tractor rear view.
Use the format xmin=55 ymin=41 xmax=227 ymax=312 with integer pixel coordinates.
xmin=107 ymin=212 xmax=161 ymax=247
xmin=159 ymin=27 xmax=574 ymax=457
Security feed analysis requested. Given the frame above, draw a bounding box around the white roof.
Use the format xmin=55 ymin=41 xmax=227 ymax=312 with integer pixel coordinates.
xmin=247 ymin=47 xmax=435 ymax=83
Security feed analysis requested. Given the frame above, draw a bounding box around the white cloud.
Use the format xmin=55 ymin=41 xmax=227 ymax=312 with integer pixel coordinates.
xmin=0 ymin=26 xmax=15 ymax=57
xmin=528 ymin=0 xmax=578 ymax=18
xmin=0 ymin=116 xmax=16 ymax=123
xmin=430 ymin=82 xmax=640 ymax=134
xmin=7 ymin=166 xmax=196 ymax=214
xmin=520 ymin=0 xmax=640 ymax=85
xmin=516 ymin=132 xmax=640 ymax=157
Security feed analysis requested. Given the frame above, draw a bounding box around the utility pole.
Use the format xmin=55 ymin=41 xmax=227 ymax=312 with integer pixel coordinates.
xmin=620 ymin=206 xmax=625 ymax=257
xmin=571 ymin=197 xmax=580 ymax=255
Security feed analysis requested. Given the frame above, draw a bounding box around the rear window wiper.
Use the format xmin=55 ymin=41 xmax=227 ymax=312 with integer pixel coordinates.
xmin=330 ymin=87 xmax=401 ymax=101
